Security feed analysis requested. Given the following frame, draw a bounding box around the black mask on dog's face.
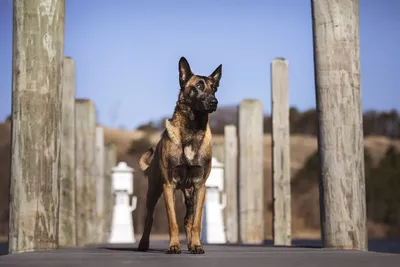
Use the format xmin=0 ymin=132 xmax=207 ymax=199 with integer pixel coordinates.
xmin=178 ymin=57 xmax=222 ymax=113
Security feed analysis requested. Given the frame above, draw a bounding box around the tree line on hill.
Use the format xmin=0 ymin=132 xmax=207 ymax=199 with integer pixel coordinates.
xmin=136 ymin=106 xmax=400 ymax=139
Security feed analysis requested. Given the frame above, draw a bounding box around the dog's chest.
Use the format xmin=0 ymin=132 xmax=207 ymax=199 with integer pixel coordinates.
xmin=181 ymin=133 xmax=204 ymax=165
xmin=169 ymin=144 xmax=201 ymax=168
xmin=183 ymin=144 xmax=198 ymax=165
xmin=171 ymin=145 xmax=204 ymax=188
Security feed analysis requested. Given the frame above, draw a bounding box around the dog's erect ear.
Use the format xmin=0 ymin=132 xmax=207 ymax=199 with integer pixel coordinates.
xmin=209 ymin=64 xmax=222 ymax=86
xmin=179 ymin=57 xmax=193 ymax=88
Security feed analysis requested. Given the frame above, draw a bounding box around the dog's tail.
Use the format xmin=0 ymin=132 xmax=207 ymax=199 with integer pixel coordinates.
xmin=139 ymin=148 xmax=154 ymax=172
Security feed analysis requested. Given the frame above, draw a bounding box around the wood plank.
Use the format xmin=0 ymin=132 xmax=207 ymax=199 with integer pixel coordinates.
xmin=8 ymin=0 xmax=65 ymax=253
xmin=103 ymin=143 xmax=117 ymax=242
xmin=224 ymin=125 xmax=238 ymax=244
xmin=311 ymin=0 xmax=367 ymax=250
xmin=95 ymin=127 xmax=105 ymax=243
xmin=58 ymin=56 xmax=77 ymax=247
xmin=238 ymin=99 xmax=264 ymax=244
xmin=271 ymin=58 xmax=291 ymax=246
xmin=75 ymin=99 xmax=96 ymax=246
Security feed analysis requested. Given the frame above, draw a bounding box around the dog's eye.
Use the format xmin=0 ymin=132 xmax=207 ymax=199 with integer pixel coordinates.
xmin=196 ymin=82 xmax=203 ymax=90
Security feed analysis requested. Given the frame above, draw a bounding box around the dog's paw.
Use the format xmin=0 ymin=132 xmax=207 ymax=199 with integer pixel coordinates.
xmin=190 ymin=245 xmax=205 ymax=254
xmin=138 ymin=240 xmax=149 ymax=252
xmin=166 ymin=245 xmax=181 ymax=254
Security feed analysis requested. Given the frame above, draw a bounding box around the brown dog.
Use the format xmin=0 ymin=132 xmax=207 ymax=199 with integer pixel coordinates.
xmin=137 ymin=57 xmax=222 ymax=254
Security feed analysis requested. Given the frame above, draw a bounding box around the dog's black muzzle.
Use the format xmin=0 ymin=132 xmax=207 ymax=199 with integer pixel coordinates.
xmin=204 ymin=96 xmax=218 ymax=112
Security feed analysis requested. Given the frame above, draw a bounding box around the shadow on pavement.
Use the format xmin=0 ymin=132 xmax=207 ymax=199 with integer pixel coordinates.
xmin=100 ymin=246 xmax=168 ymax=254
xmin=0 ymin=242 xmax=7 ymax=256
xmin=206 ymin=239 xmax=400 ymax=254
xmin=202 ymin=239 xmax=322 ymax=249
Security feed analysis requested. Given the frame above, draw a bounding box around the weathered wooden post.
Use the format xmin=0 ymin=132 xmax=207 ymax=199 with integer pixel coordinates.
xmin=58 ymin=56 xmax=76 ymax=247
xmin=103 ymin=143 xmax=117 ymax=243
xmin=224 ymin=125 xmax=238 ymax=243
xmin=271 ymin=58 xmax=291 ymax=246
xmin=311 ymin=0 xmax=367 ymax=250
xmin=238 ymin=99 xmax=264 ymax=244
xmin=75 ymin=99 xmax=97 ymax=246
xmin=9 ymin=0 xmax=65 ymax=253
xmin=95 ymin=126 xmax=105 ymax=244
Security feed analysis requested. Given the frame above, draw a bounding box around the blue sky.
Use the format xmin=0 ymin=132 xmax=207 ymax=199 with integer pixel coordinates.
xmin=0 ymin=0 xmax=399 ymax=129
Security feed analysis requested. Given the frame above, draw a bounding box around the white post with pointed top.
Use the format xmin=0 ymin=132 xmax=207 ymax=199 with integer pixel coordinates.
xmin=109 ymin=161 xmax=137 ymax=244
xmin=201 ymin=157 xmax=227 ymax=244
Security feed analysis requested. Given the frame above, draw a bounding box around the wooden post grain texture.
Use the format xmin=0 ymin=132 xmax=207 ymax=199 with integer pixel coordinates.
xmin=103 ymin=143 xmax=117 ymax=242
xmin=8 ymin=0 xmax=65 ymax=254
xmin=95 ymin=127 xmax=105 ymax=244
xmin=58 ymin=57 xmax=76 ymax=247
xmin=271 ymin=58 xmax=291 ymax=246
xmin=238 ymin=99 xmax=264 ymax=244
xmin=311 ymin=0 xmax=367 ymax=250
xmin=75 ymin=99 xmax=97 ymax=246
xmin=224 ymin=125 xmax=238 ymax=244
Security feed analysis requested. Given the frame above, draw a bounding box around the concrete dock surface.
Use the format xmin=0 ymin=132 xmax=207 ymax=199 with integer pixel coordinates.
xmin=1 ymin=239 xmax=400 ymax=267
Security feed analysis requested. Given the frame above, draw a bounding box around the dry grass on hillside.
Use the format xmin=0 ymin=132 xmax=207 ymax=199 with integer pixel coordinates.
xmin=103 ymin=127 xmax=161 ymax=154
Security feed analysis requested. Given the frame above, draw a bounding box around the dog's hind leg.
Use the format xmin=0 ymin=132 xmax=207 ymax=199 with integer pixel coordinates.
xmin=138 ymin=180 xmax=162 ymax=251
xmin=182 ymin=188 xmax=195 ymax=250
xmin=163 ymin=183 xmax=181 ymax=254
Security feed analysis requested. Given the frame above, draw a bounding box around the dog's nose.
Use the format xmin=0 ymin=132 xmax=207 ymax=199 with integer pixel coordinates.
xmin=210 ymin=98 xmax=218 ymax=106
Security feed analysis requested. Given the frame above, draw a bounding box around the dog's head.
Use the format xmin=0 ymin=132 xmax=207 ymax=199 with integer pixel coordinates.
xmin=178 ymin=57 xmax=222 ymax=113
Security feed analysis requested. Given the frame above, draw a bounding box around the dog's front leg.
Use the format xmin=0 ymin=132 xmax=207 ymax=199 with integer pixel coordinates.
xmin=183 ymin=188 xmax=195 ymax=250
xmin=163 ymin=183 xmax=181 ymax=254
xmin=189 ymin=183 xmax=206 ymax=254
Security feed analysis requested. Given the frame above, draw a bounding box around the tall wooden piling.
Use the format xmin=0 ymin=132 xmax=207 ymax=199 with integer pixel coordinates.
xmin=95 ymin=127 xmax=105 ymax=243
xmin=238 ymin=99 xmax=264 ymax=244
xmin=58 ymin=57 xmax=77 ymax=247
xmin=311 ymin=0 xmax=367 ymax=250
xmin=224 ymin=125 xmax=239 ymax=243
xmin=103 ymin=143 xmax=117 ymax=242
xmin=9 ymin=0 xmax=65 ymax=253
xmin=271 ymin=58 xmax=291 ymax=246
xmin=75 ymin=99 xmax=97 ymax=246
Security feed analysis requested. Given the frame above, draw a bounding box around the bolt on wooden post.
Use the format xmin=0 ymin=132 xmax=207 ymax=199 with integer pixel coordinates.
xmin=8 ymin=0 xmax=65 ymax=253
xmin=311 ymin=0 xmax=367 ymax=250
xmin=75 ymin=99 xmax=97 ymax=246
xmin=271 ymin=58 xmax=291 ymax=246
xmin=224 ymin=125 xmax=238 ymax=243
xmin=95 ymin=127 xmax=105 ymax=244
xmin=58 ymin=57 xmax=77 ymax=247
xmin=238 ymin=99 xmax=264 ymax=244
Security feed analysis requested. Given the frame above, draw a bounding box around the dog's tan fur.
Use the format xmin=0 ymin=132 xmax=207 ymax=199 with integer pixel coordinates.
xmin=137 ymin=57 xmax=222 ymax=254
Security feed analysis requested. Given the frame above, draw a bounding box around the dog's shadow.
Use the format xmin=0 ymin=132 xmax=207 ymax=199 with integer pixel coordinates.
xmin=99 ymin=246 xmax=167 ymax=254
xmin=99 ymin=242 xmax=202 ymax=255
